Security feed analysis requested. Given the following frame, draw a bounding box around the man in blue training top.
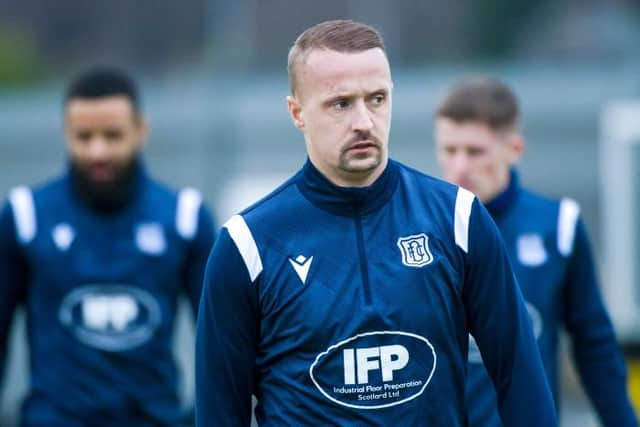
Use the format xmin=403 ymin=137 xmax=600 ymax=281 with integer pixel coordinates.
xmin=434 ymin=76 xmax=638 ymax=426
xmin=0 ymin=67 xmax=217 ymax=426
xmin=195 ymin=20 xmax=556 ymax=426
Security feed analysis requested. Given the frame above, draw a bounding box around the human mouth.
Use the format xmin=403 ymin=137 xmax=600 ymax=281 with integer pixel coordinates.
xmin=347 ymin=140 xmax=378 ymax=154
xmin=88 ymin=164 xmax=115 ymax=182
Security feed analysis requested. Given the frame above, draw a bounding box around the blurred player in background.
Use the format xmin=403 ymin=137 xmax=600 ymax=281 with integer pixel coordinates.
xmin=195 ymin=20 xmax=556 ymax=426
xmin=0 ymin=66 xmax=216 ymax=426
xmin=434 ymin=76 xmax=638 ymax=426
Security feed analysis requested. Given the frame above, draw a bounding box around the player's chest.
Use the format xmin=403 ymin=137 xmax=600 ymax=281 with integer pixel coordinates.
xmin=503 ymin=229 xmax=566 ymax=294
xmin=258 ymin=218 xmax=464 ymax=345
xmin=257 ymin=221 xmax=464 ymax=411
xmin=500 ymin=228 xmax=568 ymax=339
xmin=25 ymin=213 xmax=185 ymax=288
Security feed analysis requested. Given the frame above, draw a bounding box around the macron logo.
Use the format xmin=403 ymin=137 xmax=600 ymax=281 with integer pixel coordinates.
xmin=289 ymin=255 xmax=313 ymax=285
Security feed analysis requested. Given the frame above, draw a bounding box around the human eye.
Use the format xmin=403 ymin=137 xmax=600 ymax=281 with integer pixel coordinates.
xmin=441 ymin=145 xmax=456 ymax=156
xmin=331 ymin=98 xmax=350 ymax=110
xmin=467 ymin=146 xmax=486 ymax=157
xmin=104 ymin=129 xmax=124 ymax=142
xmin=370 ymin=93 xmax=386 ymax=105
xmin=75 ymin=130 xmax=92 ymax=142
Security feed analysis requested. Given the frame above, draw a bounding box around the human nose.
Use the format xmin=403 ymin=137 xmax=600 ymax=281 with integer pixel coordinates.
xmin=86 ymin=137 xmax=110 ymax=161
xmin=350 ymin=100 xmax=374 ymax=133
xmin=448 ymin=151 xmax=470 ymax=179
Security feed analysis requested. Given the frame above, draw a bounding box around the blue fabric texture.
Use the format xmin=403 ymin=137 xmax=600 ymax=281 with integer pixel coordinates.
xmin=465 ymin=170 xmax=637 ymax=427
xmin=196 ymin=160 xmax=556 ymax=426
xmin=0 ymin=166 xmax=216 ymax=426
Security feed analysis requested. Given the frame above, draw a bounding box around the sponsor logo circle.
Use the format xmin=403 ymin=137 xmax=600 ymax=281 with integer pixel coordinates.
xmin=309 ymin=330 xmax=437 ymax=409
xmin=59 ymin=284 xmax=161 ymax=351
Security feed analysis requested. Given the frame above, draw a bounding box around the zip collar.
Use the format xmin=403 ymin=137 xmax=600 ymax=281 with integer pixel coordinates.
xmin=296 ymin=158 xmax=400 ymax=217
xmin=485 ymin=168 xmax=520 ymax=219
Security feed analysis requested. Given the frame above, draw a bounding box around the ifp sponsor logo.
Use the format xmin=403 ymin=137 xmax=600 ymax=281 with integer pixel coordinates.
xmin=310 ymin=331 xmax=436 ymax=409
xmin=59 ymin=284 xmax=161 ymax=351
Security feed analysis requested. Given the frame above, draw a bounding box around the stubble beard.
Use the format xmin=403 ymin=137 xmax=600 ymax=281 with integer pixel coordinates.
xmin=337 ymin=148 xmax=385 ymax=184
xmin=340 ymin=152 xmax=380 ymax=172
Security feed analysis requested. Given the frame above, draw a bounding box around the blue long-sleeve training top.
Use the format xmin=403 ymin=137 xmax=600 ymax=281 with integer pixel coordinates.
xmin=0 ymin=165 xmax=216 ymax=427
xmin=196 ymin=159 xmax=557 ymax=427
xmin=465 ymin=170 xmax=638 ymax=427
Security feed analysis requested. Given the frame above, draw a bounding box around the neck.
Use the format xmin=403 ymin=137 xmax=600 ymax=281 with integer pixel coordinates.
xmin=297 ymin=157 xmax=399 ymax=217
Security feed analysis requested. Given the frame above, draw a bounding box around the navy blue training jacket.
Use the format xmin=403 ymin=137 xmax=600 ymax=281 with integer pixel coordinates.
xmin=0 ymin=166 xmax=216 ymax=427
xmin=465 ymin=171 xmax=637 ymax=427
xmin=196 ymin=159 xmax=556 ymax=426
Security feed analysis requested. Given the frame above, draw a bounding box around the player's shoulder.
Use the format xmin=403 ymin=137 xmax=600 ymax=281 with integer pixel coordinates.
xmin=143 ymin=174 xmax=207 ymax=209
xmin=518 ymin=187 xmax=580 ymax=221
xmin=395 ymin=160 xmax=461 ymax=200
xmin=2 ymin=174 xmax=67 ymax=243
xmin=219 ymin=174 xmax=299 ymax=267
xmin=518 ymin=187 xmax=560 ymax=210
xmin=141 ymin=174 xmax=177 ymax=201
xmin=393 ymin=161 xmax=482 ymax=258
xmin=516 ymin=187 xmax=582 ymax=253
xmin=7 ymin=173 xmax=68 ymax=208
xmin=234 ymin=172 xmax=301 ymax=223
xmin=144 ymin=176 xmax=211 ymax=238
xmin=394 ymin=160 xmax=472 ymax=222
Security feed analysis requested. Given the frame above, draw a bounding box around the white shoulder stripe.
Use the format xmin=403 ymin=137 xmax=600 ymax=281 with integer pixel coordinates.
xmin=454 ymin=187 xmax=475 ymax=253
xmin=224 ymin=215 xmax=263 ymax=282
xmin=176 ymin=187 xmax=202 ymax=240
xmin=558 ymin=198 xmax=580 ymax=256
xmin=9 ymin=186 xmax=37 ymax=244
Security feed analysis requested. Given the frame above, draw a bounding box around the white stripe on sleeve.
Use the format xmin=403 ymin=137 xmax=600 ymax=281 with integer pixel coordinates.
xmin=557 ymin=198 xmax=580 ymax=257
xmin=224 ymin=215 xmax=263 ymax=282
xmin=9 ymin=186 xmax=37 ymax=245
xmin=454 ymin=187 xmax=475 ymax=253
xmin=176 ymin=187 xmax=202 ymax=240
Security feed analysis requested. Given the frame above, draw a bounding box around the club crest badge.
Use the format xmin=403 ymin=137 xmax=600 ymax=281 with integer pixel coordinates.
xmin=517 ymin=233 xmax=547 ymax=267
xmin=135 ymin=223 xmax=166 ymax=256
xmin=397 ymin=233 xmax=433 ymax=267
xmin=52 ymin=223 xmax=75 ymax=251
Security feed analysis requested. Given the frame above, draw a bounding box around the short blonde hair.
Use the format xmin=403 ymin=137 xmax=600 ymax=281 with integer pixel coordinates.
xmin=287 ymin=20 xmax=386 ymax=96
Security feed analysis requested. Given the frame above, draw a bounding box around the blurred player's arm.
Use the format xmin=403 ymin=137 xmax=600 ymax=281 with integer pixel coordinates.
xmin=563 ymin=217 xmax=638 ymax=426
xmin=460 ymin=192 xmax=557 ymax=427
xmin=0 ymin=202 xmax=28 ymax=387
xmin=181 ymin=197 xmax=217 ymax=314
xmin=195 ymin=220 xmax=258 ymax=427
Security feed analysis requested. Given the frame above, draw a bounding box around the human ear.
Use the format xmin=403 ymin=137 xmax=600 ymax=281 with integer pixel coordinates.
xmin=508 ymin=133 xmax=525 ymax=164
xmin=287 ymin=95 xmax=304 ymax=129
